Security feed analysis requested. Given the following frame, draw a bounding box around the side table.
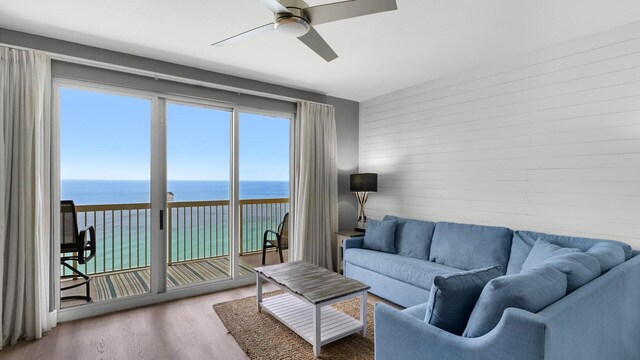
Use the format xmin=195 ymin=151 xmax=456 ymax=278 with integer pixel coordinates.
xmin=336 ymin=230 xmax=365 ymax=274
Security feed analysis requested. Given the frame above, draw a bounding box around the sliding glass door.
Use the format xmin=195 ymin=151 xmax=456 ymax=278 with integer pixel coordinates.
xmin=166 ymin=101 xmax=232 ymax=288
xmin=58 ymin=86 xmax=153 ymax=308
xmin=56 ymin=80 xmax=293 ymax=313
xmin=238 ymin=112 xmax=291 ymax=269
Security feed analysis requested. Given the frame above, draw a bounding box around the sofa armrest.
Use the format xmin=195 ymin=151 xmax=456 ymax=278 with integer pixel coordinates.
xmin=374 ymin=303 xmax=546 ymax=360
xmin=535 ymin=255 xmax=638 ymax=359
xmin=343 ymin=236 xmax=363 ymax=250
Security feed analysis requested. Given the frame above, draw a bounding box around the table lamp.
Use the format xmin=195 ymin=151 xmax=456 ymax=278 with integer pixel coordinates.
xmin=350 ymin=173 xmax=378 ymax=229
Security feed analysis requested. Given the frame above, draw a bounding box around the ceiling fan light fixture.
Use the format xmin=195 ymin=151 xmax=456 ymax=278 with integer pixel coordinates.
xmin=212 ymin=0 xmax=398 ymax=62
xmin=275 ymin=15 xmax=311 ymax=37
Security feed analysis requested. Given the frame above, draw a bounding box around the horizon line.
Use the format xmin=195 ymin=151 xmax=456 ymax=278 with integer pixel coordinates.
xmin=61 ymin=179 xmax=290 ymax=182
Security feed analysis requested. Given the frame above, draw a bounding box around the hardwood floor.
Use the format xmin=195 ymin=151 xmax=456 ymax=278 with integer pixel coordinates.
xmin=3 ymin=265 xmax=397 ymax=360
xmin=3 ymin=283 xmax=280 ymax=360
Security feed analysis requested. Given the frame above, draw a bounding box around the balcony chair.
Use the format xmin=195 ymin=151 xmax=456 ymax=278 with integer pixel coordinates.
xmin=60 ymin=200 xmax=96 ymax=303
xmin=262 ymin=212 xmax=289 ymax=265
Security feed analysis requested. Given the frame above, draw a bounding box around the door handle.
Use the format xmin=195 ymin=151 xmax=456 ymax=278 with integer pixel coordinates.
xmin=160 ymin=210 xmax=164 ymax=230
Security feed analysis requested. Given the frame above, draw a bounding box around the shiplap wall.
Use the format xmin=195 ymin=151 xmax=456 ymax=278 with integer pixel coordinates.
xmin=359 ymin=21 xmax=640 ymax=248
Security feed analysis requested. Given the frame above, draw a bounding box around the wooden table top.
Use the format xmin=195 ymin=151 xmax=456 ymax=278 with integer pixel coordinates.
xmin=254 ymin=261 xmax=370 ymax=304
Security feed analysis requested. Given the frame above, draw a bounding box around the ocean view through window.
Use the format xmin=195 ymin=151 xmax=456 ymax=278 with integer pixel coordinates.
xmin=61 ymin=180 xmax=289 ymax=204
xmin=58 ymin=84 xmax=291 ymax=308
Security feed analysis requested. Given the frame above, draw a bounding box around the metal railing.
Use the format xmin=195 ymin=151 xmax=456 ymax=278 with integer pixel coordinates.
xmin=168 ymin=200 xmax=229 ymax=265
xmin=65 ymin=198 xmax=289 ymax=276
xmin=240 ymin=198 xmax=289 ymax=254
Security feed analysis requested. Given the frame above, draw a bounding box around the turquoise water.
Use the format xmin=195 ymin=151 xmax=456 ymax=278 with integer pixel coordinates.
xmin=62 ymin=180 xmax=289 ymax=274
xmin=62 ymin=180 xmax=289 ymax=204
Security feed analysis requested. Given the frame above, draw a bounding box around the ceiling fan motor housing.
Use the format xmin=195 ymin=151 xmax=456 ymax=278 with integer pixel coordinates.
xmin=274 ymin=1 xmax=311 ymax=37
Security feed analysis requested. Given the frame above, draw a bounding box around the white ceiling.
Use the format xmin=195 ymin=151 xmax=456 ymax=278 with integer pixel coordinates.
xmin=1 ymin=0 xmax=640 ymax=101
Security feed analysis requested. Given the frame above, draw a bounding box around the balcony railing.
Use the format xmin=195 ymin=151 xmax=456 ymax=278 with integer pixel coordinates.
xmin=64 ymin=198 xmax=289 ymax=276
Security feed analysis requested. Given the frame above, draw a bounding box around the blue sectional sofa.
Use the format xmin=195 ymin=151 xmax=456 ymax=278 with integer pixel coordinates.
xmin=342 ymin=216 xmax=640 ymax=360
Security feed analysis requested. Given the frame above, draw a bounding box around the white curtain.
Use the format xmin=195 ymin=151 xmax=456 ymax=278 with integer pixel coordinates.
xmin=0 ymin=46 xmax=54 ymax=348
xmin=292 ymin=101 xmax=338 ymax=270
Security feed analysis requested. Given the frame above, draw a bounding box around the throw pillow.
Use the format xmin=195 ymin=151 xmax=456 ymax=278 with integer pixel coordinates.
xmin=429 ymin=222 xmax=513 ymax=272
xmin=383 ymin=215 xmax=435 ymax=260
xmin=521 ymin=239 xmax=580 ymax=271
xmin=587 ymin=242 xmax=625 ymax=272
xmin=424 ymin=266 xmax=503 ymax=335
xmin=541 ymin=252 xmax=601 ymax=292
xmin=362 ymin=219 xmax=397 ymax=253
xmin=463 ymin=266 xmax=567 ymax=338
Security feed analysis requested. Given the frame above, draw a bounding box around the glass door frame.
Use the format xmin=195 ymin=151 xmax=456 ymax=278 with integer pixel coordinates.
xmin=163 ymin=96 xmax=235 ymax=289
xmin=52 ymin=78 xmax=160 ymax=313
xmin=52 ymin=78 xmax=295 ymax=320
xmin=161 ymin=100 xmax=296 ymax=284
xmin=235 ymin=106 xmax=295 ymax=271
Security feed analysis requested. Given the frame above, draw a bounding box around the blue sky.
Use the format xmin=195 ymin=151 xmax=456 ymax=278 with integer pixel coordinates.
xmin=60 ymin=87 xmax=290 ymax=181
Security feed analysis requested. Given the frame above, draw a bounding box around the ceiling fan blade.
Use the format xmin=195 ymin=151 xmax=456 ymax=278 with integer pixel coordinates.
xmin=306 ymin=0 xmax=398 ymax=25
xmin=211 ymin=23 xmax=275 ymax=47
xmin=259 ymin=0 xmax=292 ymax=14
xmin=297 ymin=26 xmax=338 ymax=62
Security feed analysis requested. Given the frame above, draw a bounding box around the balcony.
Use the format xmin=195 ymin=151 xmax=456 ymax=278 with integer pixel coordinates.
xmin=61 ymin=198 xmax=289 ymax=307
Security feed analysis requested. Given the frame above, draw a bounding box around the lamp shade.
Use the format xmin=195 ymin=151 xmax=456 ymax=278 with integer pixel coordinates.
xmin=350 ymin=173 xmax=378 ymax=192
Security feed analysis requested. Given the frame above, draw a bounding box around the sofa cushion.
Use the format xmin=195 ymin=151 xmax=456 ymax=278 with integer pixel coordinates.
xmin=463 ymin=266 xmax=567 ymax=338
xmin=362 ymin=219 xmax=397 ymax=253
xmin=429 ymin=222 xmax=513 ymax=272
xmin=343 ymin=248 xmax=461 ymax=290
xmin=424 ymin=266 xmax=503 ymax=335
xmin=384 ymin=215 xmax=435 ymax=260
xmin=506 ymin=230 xmax=633 ymax=275
xmin=521 ymin=239 xmax=581 ymax=271
xmin=402 ymin=303 xmax=429 ymax=320
xmin=541 ymin=252 xmax=601 ymax=292
xmin=587 ymin=242 xmax=625 ymax=272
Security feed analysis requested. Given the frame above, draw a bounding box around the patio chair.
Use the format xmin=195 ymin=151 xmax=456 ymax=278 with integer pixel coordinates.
xmin=262 ymin=212 xmax=289 ymax=265
xmin=60 ymin=200 xmax=96 ymax=302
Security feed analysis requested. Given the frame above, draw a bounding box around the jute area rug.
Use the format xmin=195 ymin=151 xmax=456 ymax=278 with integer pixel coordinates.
xmin=213 ymin=291 xmax=375 ymax=359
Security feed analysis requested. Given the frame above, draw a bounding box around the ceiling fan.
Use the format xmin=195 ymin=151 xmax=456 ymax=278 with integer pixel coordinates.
xmin=211 ymin=0 xmax=398 ymax=62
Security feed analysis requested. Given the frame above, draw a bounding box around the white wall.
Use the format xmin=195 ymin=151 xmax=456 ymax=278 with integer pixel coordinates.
xmin=359 ymin=21 xmax=640 ymax=248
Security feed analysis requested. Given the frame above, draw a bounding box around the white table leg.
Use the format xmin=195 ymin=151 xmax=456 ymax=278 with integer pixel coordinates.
xmin=256 ymin=273 xmax=262 ymax=312
xmin=313 ymin=305 xmax=321 ymax=357
xmin=360 ymin=291 xmax=367 ymax=336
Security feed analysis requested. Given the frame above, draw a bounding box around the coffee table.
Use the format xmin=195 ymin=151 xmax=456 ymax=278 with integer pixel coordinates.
xmin=255 ymin=261 xmax=370 ymax=357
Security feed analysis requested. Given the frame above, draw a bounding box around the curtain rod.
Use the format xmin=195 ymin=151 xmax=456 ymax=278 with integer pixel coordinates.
xmin=298 ymin=99 xmax=336 ymax=108
xmin=0 ymin=42 xmax=334 ymax=108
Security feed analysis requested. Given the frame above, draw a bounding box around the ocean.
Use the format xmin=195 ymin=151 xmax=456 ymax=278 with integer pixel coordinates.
xmin=61 ymin=180 xmax=290 ymax=275
xmin=61 ymin=180 xmax=289 ymax=204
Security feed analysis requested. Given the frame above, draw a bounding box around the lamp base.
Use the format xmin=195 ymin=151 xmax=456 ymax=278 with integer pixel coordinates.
xmin=357 ymin=219 xmax=367 ymax=231
xmin=355 ymin=191 xmax=369 ymax=232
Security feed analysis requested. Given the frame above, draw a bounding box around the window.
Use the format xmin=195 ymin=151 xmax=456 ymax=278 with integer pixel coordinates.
xmin=55 ymin=80 xmax=293 ymax=314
